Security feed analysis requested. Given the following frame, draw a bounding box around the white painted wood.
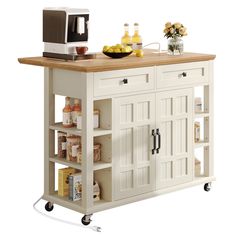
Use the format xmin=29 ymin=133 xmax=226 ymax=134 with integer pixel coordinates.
xmin=204 ymin=60 xmax=214 ymax=176
xmin=41 ymin=60 xmax=214 ymax=215
xmin=81 ymin=73 xmax=94 ymax=209
xmin=156 ymin=88 xmax=193 ymax=189
xmin=156 ymin=61 xmax=209 ymax=89
xmin=49 ymin=157 xmax=112 ymax=171
xmin=113 ymin=93 xmax=156 ymax=200
xmin=88 ymin=176 xmax=216 ymax=214
xmin=44 ymin=68 xmax=55 ymax=195
xmin=94 ymin=67 xmax=155 ymax=97
xmin=49 ymin=122 xmax=112 ymax=137
xmin=53 ymin=69 xmax=89 ymax=99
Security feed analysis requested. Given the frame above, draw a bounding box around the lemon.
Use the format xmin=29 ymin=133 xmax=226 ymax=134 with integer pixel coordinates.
xmin=136 ymin=49 xmax=144 ymax=57
xmin=114 ymin=48 xmax=121 ymax=53
xmin=124 ymin=46 xmax=132 ymax=52
xmin=103 ymin=45 xmax=110 ymax=52
xmin=107 ymin=48 xmax=114 ymax=53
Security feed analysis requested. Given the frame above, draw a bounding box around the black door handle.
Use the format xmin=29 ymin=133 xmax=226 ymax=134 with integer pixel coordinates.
xmin=123 ymin=78 xmax=128 ymax=84
xmin=156 ymin=129 xmax=161 ymax=153
xmin=182 ymin=72 xmax=187 ymax=77
xmin=152 ymin=129 xmax=156 ymax=154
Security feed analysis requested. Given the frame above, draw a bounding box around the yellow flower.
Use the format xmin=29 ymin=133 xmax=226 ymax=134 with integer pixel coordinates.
xmin=165 ymin=22 xmax=172 ymax=28
xmin=174 ymin=22 xmax=182 ymax=29
xmin=163 ymin=28 xmax=169 ymax=34
xmin=179 ymin=27 xmax=187 ymax=35
xmin=170 ymin=27 xmax=175 ymax=34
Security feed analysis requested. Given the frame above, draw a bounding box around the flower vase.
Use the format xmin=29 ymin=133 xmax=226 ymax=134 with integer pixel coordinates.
xmin=167 ymin=37 xmax=183 ymax=55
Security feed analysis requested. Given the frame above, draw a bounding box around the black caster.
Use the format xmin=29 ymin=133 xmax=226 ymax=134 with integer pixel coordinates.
xmin=81 ymin=214 xmax=92 ymax=226
xmin=204 ymin=183 xmax=211 ymax=192
xmin=45 ymin=202 xmax=54 ymax=212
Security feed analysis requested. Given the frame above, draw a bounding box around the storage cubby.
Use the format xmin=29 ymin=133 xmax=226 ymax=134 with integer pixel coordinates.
xmin=94 ymin=168 xmax=112 ymax=202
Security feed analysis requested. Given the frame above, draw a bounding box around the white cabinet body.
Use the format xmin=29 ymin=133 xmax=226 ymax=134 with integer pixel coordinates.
xmin=39 ymin=58 xmax=215 ymax=216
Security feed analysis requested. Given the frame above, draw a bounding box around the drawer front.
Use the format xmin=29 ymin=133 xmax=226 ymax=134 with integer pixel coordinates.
xmin=156 ymin=61 xmax=209 ymax=88
xmin=94 ymin=67 xmax=155 ymax=96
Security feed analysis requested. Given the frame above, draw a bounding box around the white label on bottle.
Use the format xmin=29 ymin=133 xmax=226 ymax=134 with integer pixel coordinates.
xmin=72 ymin=145 xmax=79 ymax=157
xmin=132 ymin=42 xmax=142 ymax=50
xmin=72 ymin=111 xmax=79 ymax=124
xmin=62 ymin=142 xmax=66 ymax=150
xmin=77 ymin=115 xmax=82 ymax=129
xmin=63 ymin=112 xmax=72 ymax=125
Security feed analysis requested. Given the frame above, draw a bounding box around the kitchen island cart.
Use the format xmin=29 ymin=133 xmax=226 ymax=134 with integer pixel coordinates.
xmin=18 ymin=50 xmax=215 ymax=225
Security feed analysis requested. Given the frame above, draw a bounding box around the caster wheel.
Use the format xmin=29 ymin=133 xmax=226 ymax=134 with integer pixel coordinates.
xmin=81 ymin=214 xmax=92 ymax=226
xmin=45 ymin=202 xmax=54 ymax=212
xmin=204 ymin=183 xmax=211 ymax=192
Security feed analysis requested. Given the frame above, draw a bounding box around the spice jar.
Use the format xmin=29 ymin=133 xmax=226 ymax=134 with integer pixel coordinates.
xmin=77 ymin=109 xmax=100 ymax=129
xmin=77 ymin=143 xmax=101 ymax=164
xmin=66 ymin=135 xmax=81 ymax=162
xmin=58 ymin=131 xmax=67 ymax=159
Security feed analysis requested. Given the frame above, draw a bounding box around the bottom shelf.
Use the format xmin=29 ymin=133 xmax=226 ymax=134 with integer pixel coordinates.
xmin=43 ymin=191 xmax=110 ymax=214
xmin=43 ymin=175 xmax=215 ymax=215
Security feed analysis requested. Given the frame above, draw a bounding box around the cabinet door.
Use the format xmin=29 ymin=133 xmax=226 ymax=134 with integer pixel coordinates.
xmin=156 ymin=89 xmax=193 ymax=189
xmin=113 ymin=94 xmax=156 ymax=200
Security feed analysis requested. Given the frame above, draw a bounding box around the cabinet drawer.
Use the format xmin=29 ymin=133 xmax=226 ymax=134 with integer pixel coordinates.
xmin=94 ymin=67 xmax=155 ymax=97
xmin=156 ymin=61 xmax=209 ymax=88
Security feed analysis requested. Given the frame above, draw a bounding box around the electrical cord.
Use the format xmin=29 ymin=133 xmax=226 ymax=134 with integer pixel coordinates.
xmin=33 ymin=195 xmax=102 ymax=232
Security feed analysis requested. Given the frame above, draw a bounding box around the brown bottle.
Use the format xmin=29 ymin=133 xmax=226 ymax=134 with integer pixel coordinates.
xmin=62 ymin=97 xmax=73 ymax=128
xmin=72 ymin=98 xmax=81 ymax=126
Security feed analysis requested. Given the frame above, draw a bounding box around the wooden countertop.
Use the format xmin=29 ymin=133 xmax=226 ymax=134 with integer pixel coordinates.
xmin=18 ymin=50 xmax=215 ymax=72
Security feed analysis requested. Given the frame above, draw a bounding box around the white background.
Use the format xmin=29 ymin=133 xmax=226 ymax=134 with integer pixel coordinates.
xmin=0 ymin=0 xmax=235 ymax=235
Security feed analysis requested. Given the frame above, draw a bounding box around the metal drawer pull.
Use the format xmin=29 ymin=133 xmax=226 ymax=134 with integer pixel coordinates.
xmin=182 ymin=72 xmax=187 ymax=77
xmin=152 ymin=129 xmax=157 ymax=154
xmin=156 ymin=128 xmax=161 ymax=153
xmin=122 ymin=78 xmax=128 ymax=84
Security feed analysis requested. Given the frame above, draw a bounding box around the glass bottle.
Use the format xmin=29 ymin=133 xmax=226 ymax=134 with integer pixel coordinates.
xmin=62 ymin=97 xmax=73 ymax=128
xmin=72 ymin=98 xmax=81 ymax=126
xmin=121 ymin=23 xmax=132 ymax=47
xmin=132 ymin=23 xmax=142 ymax=52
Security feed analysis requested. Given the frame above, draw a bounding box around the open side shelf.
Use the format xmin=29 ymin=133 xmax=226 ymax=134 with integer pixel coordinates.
xmin=194 ymin=112 xmax=209 ymax=118
xmin=50 ymin=122 xmax=112 ymax=137
xmin=194 ymin=141 xmax=209 ymax=148
xmin=50 ymin=156 xmax=112 ymax=171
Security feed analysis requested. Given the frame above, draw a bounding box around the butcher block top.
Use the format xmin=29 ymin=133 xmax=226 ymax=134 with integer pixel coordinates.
xmin=18 ymin=50 xmax=215 ymax=72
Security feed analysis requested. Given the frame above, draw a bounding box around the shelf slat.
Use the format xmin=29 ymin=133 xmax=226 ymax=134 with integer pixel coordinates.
xmin=194 ymin=141 xmax=209 ymax=148
xmin=49 ymin=156 xmax=112 ymax=171
xmin=49 ymin=122 xmax=112 ymax=137
xmin=194 ymin=112 xmax=209 ymax=118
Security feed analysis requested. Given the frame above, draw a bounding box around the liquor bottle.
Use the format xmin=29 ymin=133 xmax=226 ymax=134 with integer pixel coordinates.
xmin=132 ymin=23 xmax=143 ymax=53
xmin=62 ymin=97 xmax=73 ymax=128
xmin=72 ymin=98 xmax=81 ymax=126
xmin=121 ymin=23 xmax=132 ymax=47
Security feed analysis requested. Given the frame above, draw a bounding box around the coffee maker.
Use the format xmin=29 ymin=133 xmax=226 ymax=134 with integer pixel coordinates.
xmin=43 ymin=7 xmax=94 ymax=60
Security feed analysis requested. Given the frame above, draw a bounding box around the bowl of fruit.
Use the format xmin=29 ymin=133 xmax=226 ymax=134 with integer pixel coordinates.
xmin=103 ymin=44 xmax=133 ymax=58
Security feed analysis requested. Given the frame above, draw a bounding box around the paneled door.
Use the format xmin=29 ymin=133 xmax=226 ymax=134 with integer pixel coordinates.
xmin=113 ymin=94 xmax=156 ymax=200
xmin=156 ymin=89 xmax=193 ymax=189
